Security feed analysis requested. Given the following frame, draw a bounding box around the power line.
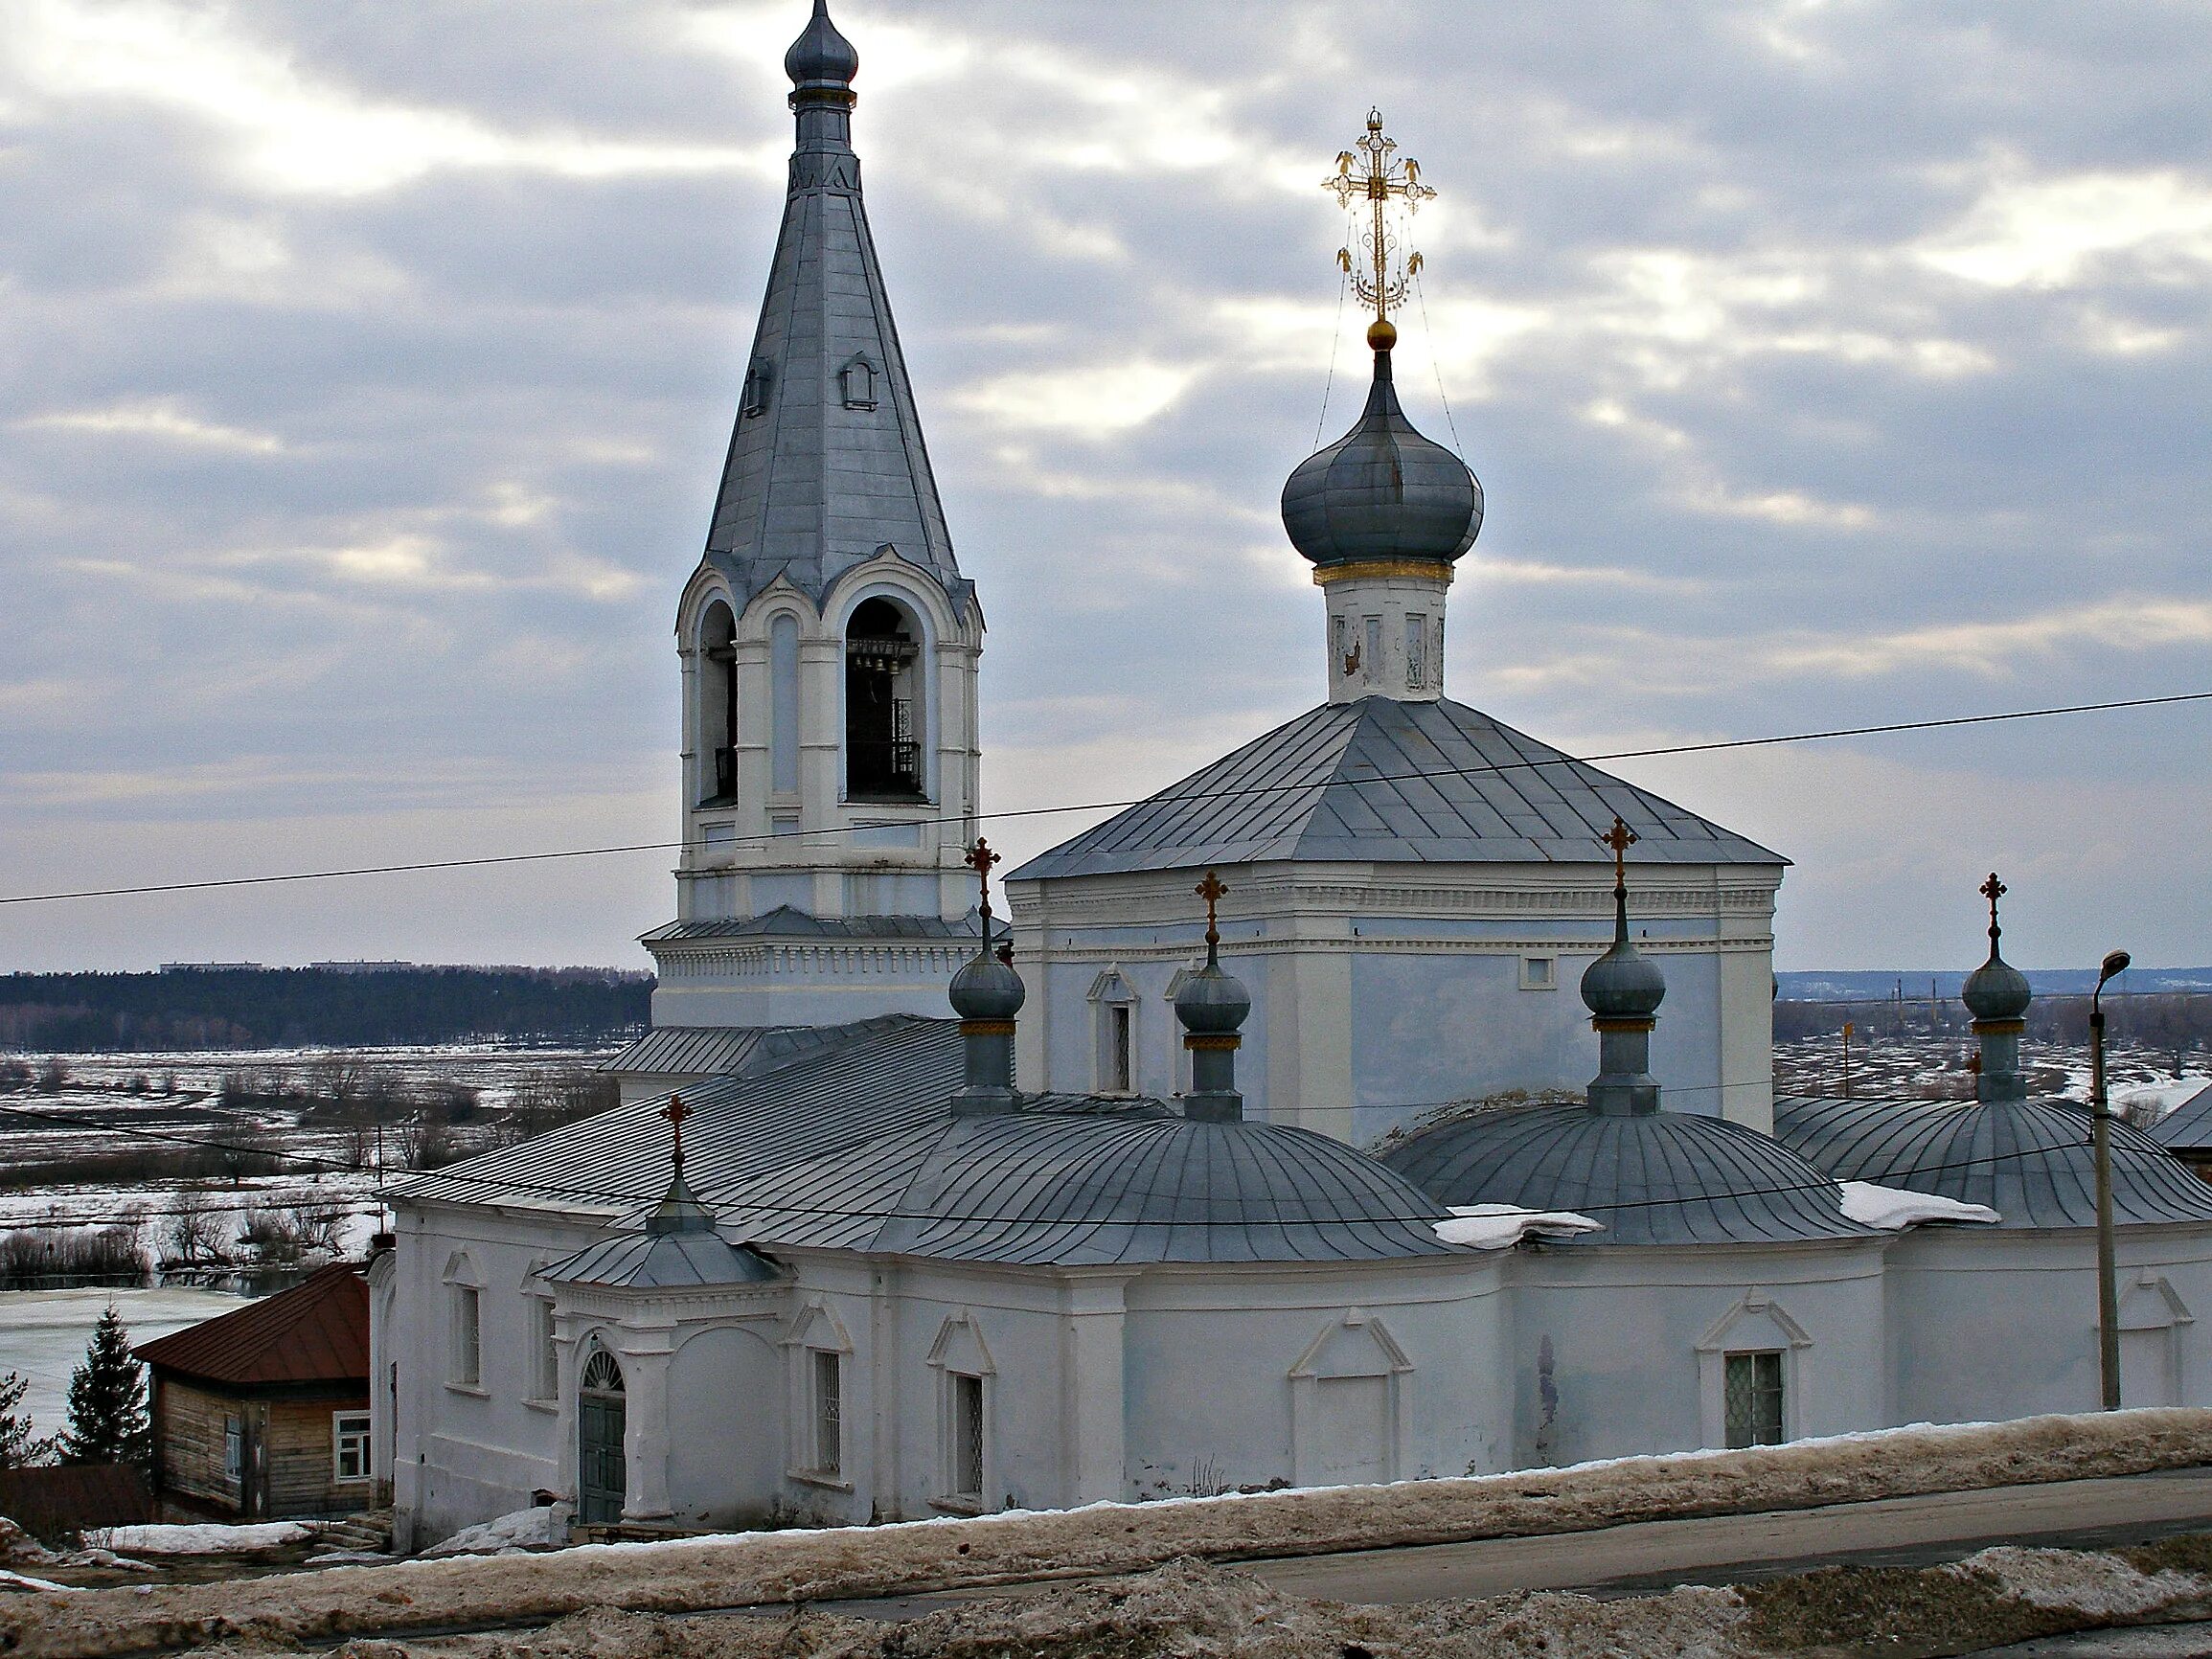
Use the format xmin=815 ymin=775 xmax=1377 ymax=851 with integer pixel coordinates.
xmin=4 ymin=689 xmax=2207 ymax=909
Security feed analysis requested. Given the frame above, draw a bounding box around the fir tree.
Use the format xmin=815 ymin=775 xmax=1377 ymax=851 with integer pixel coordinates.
xmin=0 ymin=1370 xmax=54 ymax=1468
xmin=59 ymin=1306 xmax=149 ymax=1467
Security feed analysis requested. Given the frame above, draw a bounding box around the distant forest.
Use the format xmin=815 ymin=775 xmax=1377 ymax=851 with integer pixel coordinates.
xmin=0 ymin=966 xmax=653 ymax=1051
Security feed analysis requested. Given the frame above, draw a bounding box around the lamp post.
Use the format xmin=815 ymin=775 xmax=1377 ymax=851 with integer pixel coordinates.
xmin=2091 ymin=947 xmax=2132 ymax=1410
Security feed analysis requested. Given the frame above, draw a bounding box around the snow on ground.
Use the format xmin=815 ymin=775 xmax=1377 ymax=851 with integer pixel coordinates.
xmin=9 ymin=1407 xmax=2212 ymax=1658
xmin=422 ymin=1506 xmax=573 ymax=1558
xmin=85 ymin=1522 xmax=309 ymax=1556
xmin=0 ymin=1285 xmax=253 ymax=1438
xmin=1840 ymin=1180 xmax=2000 ymax=1229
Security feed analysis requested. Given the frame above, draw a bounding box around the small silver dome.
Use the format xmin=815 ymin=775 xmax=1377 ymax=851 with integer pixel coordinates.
xmin=1962 ymin=952 xmax=2031 ymax=1023
xmin=1581 ymin=931 xmax=1666 ymax=1021
xmin=1174 ymin=960 xmax=1250 ymax=1035
xmin=1281 ymin=348 xmax=1481 ymax=570
xmin=948 ymin=949 xmax=1025 ymax=1022
xmin=785 ymin=0 xmax=858 ymax=88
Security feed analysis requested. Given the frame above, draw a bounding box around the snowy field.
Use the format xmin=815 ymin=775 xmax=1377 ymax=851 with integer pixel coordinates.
xmin=1772 ymin=1030 xmax=2206 ymax=1120
xmin=0 ymin=1285 xmax=256 ymax=1446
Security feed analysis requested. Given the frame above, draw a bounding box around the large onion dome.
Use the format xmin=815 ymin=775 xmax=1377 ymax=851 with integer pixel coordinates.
xmin=1281 ymin=341 xmax=1483 ymax=570
xmin=785 ymin=0 xmax=858 ymax=90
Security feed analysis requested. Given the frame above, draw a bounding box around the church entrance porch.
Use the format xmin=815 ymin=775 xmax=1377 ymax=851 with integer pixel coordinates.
xmin=579 ymin=1351 xmax=627 ymax=1526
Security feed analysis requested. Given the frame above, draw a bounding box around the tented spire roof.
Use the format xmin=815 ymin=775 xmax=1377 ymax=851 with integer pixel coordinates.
xmin=700 ymin=2 xmax=969 ymax=615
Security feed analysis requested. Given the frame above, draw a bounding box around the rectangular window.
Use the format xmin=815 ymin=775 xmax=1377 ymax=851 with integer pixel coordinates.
xmin=332 ymin=1412 xmax=372 ymax=1484
xmin=223 ymin=1417 xmax=243 ymax=1484
xmin=1110 ymin=1005 xmax=1132 ymax=1092
xmin=1405 ymin=614 xmax=1427 ymax=689
xmin=1332 ymin=614 xmax=1350 ymax=674
xmin=952 ymin=1374 xmax=985 ymax=1499
xmin=530 ymin=1299 xmax=559 ymax=1401
xmin=811 ymin=1351 xmax=843 ymax=1476
xmin=450 ymin=1284 xmax=482 ymax=1387
xmin=1362 ymin=616 xmax=1382 ymax=685
xmin=1723 ymin=1351 xmax=1785 ymax=1448
xmin=1520 ymin=955 xmax=1557 ymax=989
xmin=702 ymin=821 xmax=737 ymax=846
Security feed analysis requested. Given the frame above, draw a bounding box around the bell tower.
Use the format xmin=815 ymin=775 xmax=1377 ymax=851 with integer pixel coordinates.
xmin=639 ymin=1 xmax=991 ymax=1041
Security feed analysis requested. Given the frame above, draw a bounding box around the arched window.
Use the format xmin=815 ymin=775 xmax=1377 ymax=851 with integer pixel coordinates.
xmin=698 ymin=601 xmax=738 ymax=805
xmin=770 ymin=612 xmax=801 ymax=794
xmin=839 ymin=353 xmax=878 ymax=410
xmin=581 ymin=1350 xmax=625 ymax=1395
xmin=844 ymin=597 xmax=924 ymax=801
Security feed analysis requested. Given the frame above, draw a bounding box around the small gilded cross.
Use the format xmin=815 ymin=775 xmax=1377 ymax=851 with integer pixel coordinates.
xmin=1980 ymin=872 xmax=2006 ymax=937
xmin=1196 ymin=871 xmax=1228 ymax=947
xmin=965 ymin=838 xmax=1001 ymax=920
xmin=1600 ymin=817 xmax=1638 ymax=887
xmin=664 ymin=1094 xmax=689 ymax=1176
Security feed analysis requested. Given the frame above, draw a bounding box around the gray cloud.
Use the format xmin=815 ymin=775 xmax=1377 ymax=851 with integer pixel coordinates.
xmin=1 ymin=0 xmax=2207 ymax=973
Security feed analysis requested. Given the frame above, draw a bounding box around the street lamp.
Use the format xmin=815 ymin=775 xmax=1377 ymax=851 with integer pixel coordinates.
xmin=2091 ymin=947 xmax=2132 ymax=1411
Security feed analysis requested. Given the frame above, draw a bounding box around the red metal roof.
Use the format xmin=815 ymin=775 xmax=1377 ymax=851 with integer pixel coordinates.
xmin=135 ymin=1262 xmax=370 ymax=1388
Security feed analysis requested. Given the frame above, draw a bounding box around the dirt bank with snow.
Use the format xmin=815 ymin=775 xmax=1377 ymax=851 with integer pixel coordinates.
xmin=10 ymin=1407 xmax=2212 ymax=1658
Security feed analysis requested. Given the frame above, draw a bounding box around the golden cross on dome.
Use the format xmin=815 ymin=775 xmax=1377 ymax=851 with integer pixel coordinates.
xmin=965 ymin=838 xmax=1001 ymax=921
xmin=664 ymin=1094 xmax=689 ymax=1176
xmin=1980 ymin=871 xmax=2006 ymax=935
xmin=1600 ymin=817 xmax=1638 ymax=887
xmin=1326 ymin=107 xmax=1436 ymax=334
xmin=1196 ymin=871 xmax=1228 ymax=948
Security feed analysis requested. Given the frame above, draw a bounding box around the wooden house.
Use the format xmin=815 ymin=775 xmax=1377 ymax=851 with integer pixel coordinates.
xmin=136 ymin=1261 xmax=374 ymax=1521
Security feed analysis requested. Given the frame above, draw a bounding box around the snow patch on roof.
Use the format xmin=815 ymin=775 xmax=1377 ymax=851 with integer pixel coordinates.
xmin=1840 ymin=1180 xmax=2000 ymax=1230
xmin=1433 ymin=1203 xmax=1605 ymax=1248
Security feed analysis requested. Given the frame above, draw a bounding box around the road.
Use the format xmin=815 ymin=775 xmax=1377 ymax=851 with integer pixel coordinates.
xmin=1238 ymin=1466 xmax=2212 ymax=1602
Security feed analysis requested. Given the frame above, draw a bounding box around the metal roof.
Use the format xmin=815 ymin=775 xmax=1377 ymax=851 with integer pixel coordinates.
xmin=537 ymin=1231 xmax=780 ymax=1291
xmin=135 ymin=1262 xmax=367 ymax=1387
xmin=1773 ymin=1095 xmax=2212 ymax=1229
xmin=712 ymin=1108 xmax=1462 ymax=1266
xmin=697 ymin=23 xmax=970 ymax=618
xmin=2151 ymin=1085 xmax=2212 ymax=1151
xmin=1380 ymin=1104 xmax=1880 ymax=1247
xmin=1008 ymin=696 xmax=1786 ymax=882
xmin=599 ymin=1016 xmax=905 ymax=1079
xmin=641 ymin=908 xmax=1002 ymax=944
xmin=390 ymin=1015 xmax=965 ymax=1217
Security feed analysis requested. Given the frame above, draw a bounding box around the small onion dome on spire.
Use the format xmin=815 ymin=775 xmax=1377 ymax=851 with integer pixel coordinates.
xmin=949 ymin=948 xmax=1025 ymax=1022
xmin=785 ymin=0 xmax=858 ymax=90
xmin=1280 ymin=337 xmax=1483 ymax=570
xmin=1174 ymin=872 xmax=1250 ymax=1035
xmin=1581 ymin=826 xmax=1665 ymax=1023
xmin=1962 ymin=871 xmax=2031 ymax=1025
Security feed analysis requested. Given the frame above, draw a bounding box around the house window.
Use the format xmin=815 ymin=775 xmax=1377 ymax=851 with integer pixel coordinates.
xmin=810 ymin=1350 xmax=843 ymax=1476
xmin=1723 ymin=1352 xmax=1784 ymax=1448
xmin=950 ymin=1373 xmax=985 ymax=1500
xmin=1520 ymin=955 xmax=1557 ymax=990
xmin=332 ymin=1412 xmax=372 ymax=1483
xmin=223 ymin=1417 xmax=243 ymax=1485
xmin=449 ymin=1284 xmax=482 ymax=1387
xmin=529 ymin=1299 xmax=559 ymax=1401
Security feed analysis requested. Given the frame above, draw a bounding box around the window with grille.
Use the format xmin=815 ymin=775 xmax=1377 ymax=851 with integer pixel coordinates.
xmin=952 ymin=1373 xmax=985 ymax=1499
xmin=1723 ymin=1351 xmax=1784 ymax=1448
xmin=449 ymin=1284 xmax=481 ymax=1387
xmin=332 ymin=1412 xmax=372 ymax=1483
xmin=812 ymin=1351 xmax=843 ymax=1476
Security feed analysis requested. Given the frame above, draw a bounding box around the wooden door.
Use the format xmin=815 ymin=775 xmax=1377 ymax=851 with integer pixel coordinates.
xmin=577 ymin=1352 xmax=627 ymax=1526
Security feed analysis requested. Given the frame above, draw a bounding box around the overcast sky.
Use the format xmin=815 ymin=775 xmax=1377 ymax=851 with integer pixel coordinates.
xmin=1 ymin=0 xmax=2207 ymax=975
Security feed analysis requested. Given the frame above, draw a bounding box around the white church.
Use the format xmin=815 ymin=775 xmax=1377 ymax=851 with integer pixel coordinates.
xmin=371 ymin=2 xmax=2212 ymax=1547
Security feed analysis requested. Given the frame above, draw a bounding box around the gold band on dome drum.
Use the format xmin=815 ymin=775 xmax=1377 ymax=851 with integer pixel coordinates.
xmin=1311 ymin=558 xmax=1459 ymax=587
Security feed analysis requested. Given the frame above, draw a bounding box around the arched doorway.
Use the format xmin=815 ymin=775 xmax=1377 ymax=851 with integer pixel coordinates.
xmin=578 ymin=1349 xmax=627 ymax=1525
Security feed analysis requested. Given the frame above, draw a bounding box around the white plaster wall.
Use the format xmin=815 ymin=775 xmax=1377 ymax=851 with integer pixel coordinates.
xmin=1883 ymin=1226 xmax=2212 ymax=1425
xmin=1501 ymin=1241 xmax=1890 ymax=1469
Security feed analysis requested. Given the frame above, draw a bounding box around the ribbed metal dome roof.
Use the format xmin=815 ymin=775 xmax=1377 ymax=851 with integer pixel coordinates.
xmin=1773 ymin=1095 xmax=2212 ymax=1229
xmin=785 ymin=0 xmax=858 ymax=87
xmin=1281 ymin=351 xmax=1481 ymax=569
xmin=1381 ymin=1103 xmax=1881 ymax=1247
xmin=720 ymin=1110 xmax=1460 ymax=1265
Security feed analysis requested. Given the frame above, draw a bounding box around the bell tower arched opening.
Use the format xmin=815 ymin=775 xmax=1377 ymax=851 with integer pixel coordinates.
xmin=844 ymin=596 xmax=925 ymax=802
xmin=698 ymin=600 xmax=738 ymax=805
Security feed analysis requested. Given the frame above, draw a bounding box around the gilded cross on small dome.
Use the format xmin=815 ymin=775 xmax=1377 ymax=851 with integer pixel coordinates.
xmin=1326 ymin=108 xmax=1435 ymax=347
xmin=965 ymin=838 xmax=1001 ymax=922
xmin=1600 ymin=817 xmax=1639 ymax=888
xmin=664 ymin=1094 xmax=690 ymax=1177
xmin=1981 ymin=871 xmax=2007 ymax=942
xmin=1196 ymin=871 xmax=1229 ymax=949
